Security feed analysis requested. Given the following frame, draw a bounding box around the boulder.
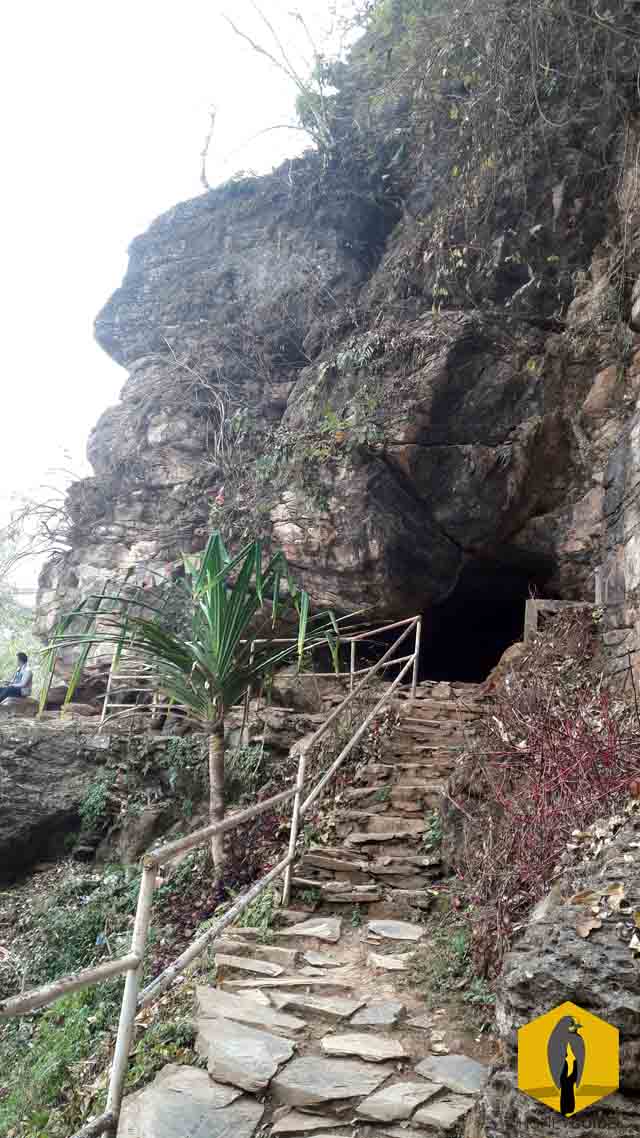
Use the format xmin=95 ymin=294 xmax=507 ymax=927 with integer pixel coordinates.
xmin=0 ymin=720 xmax=115 ymax=879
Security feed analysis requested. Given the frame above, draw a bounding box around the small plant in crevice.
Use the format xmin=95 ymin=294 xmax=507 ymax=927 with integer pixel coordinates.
xmin=406 ymin=922 xmax=474 ymax=1008
xmin=422 ymin=809 xmax=443 ymax=852
xmin=79 ymin=773 xmax=115 ymax=832
xmin=224 ymin=743 xmax=266 ymax=804
xmin=234 ymin=885 xmax=278 ymax=941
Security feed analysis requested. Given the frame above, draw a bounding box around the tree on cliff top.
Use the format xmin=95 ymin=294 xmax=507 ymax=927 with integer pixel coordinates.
xmin=41 ymin=532 xmax=340 ymax=880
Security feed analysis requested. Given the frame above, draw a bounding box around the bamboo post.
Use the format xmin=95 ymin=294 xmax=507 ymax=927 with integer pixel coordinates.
xmin=349 ymin=640 xmax=356 ymax=693
xmin=410 ymin=616 xmax=422 ymax=703
xmin=139 ymin=851 xmax=295 ymax=1006
xmin=106 ymin=864 xmax=156 ymax=1122
xmin=69 ymin=1113 xmax=116 ymax=1138
xmin=99 ymin=643 xmax=118 ymax=731
xmin=282 ymin=747 xmax=308 ymax=906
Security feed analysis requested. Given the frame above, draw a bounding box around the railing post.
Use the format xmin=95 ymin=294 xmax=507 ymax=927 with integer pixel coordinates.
xmin=106 ymin=863 xmax=156 ymax=1123
xmin=282 ymin=747 xmax=308 ymax=907
xmin=349 ymin=640 xmax=356 ymax=693
xmin=99 ymin=644 xmax=118 ymax=731
xmin=410 ymin=616 xmax=422 ymax=703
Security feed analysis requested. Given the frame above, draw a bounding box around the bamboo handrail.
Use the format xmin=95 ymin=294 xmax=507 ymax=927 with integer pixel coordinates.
xmin=0 ymin=954 xmax=140 ymax=1018
xmin=5 ymin=613 xmax=422 ymax=1135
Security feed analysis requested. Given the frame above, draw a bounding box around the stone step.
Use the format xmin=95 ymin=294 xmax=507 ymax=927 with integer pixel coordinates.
xmin=196 ymin=1015 xmax=295 ymax=1092
xmin=357 ymin=1079 xmax=443 ymax=1122
xmin=345 ymin=830 xmax=424 ymax=846
xmin=320 ymin=1031 xmax=408 ymax=1061
xmin=275 ymin=916 xmax=342 ymax=943
xmin=116 ymin=1064 xmax=263 ymax=1138
xmin=292 ymin=878 xmax=382 ymax=903
xmin=215 ymin=954 xmax=284 ymax=978
xmin=368 ymin=918 xmax=426 ymax=942
xmin=271 ymin=1056 xmax=391 ymax=1107
xmin=196 ymin=986 xmax=307 ymax=1038
xmin=270 ymin=1109 xmax=345 ymax=1134
xmin=269 ymin=992 xmax=366 ymax=1020
xmin=222 ymin=977 xmax=353 ymax=991
xmin=415 ymin=1054 xmax=489 ymax=1095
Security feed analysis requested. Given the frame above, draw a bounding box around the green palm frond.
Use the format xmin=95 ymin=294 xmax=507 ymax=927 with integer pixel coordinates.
xmin=44 ymin=531 xmax=353 ymax=726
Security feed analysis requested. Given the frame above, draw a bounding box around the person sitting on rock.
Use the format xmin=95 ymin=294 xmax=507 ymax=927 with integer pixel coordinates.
xmin=0 ymin=652 xmax=33 ymax=703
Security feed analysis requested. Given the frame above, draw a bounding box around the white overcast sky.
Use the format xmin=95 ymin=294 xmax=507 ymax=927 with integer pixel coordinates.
xmin=1 ymin=1 xmax=358 ymax=589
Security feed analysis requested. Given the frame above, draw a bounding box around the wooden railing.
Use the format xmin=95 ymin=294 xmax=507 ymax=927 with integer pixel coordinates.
xmin=98 ymin=616 xmax=423 ymax=731
xmin=1 ymin=615 xmax=422 ymax=1138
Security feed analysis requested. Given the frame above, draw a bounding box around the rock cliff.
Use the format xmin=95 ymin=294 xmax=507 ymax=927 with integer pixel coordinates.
xmin=36 ymin=1 xmax=640 ymax=662
xmin=475 ymin=809 xmax=640 ymax=1137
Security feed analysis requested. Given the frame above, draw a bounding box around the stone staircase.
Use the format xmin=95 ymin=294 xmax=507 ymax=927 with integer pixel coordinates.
xmin=291 ymin=681 xmax=491 ymax=918
xmin=118 ymin=915 xmax=489 ymax=1137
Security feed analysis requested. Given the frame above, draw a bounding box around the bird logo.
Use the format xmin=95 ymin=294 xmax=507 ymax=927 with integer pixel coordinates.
xmin=517 ymin=1001 xmax=619 ymax=1117
xmin=547 ymin=1016 xmax=585 ymax=1117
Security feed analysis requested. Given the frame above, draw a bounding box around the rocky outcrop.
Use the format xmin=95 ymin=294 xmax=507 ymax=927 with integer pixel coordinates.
xmin=0 ymin=722 xmax=112 ymax=879
xmin=475 ymin=810 xmax=640 ymax=1137
xmin=36 ymin=1 xmax=640 ymax=641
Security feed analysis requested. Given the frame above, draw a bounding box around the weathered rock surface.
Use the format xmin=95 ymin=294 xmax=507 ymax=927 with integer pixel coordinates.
xmin=116 ymin=1064 xmax=262 ymax=1138
xmin=475 ymin=815 xmax=640 ymax=1136
xmin=35 ymin=2 xmax=640 ymax=651
xmin=0 ymin=721 xmax=113 ymax=879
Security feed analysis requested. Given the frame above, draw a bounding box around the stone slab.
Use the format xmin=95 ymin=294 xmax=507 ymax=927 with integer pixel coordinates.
xmin=271 ymin=1110 xmax=343 ymax=1134
xmin=350 ymin=1000 xmax=405 ymax=1027
xmin=320 ymin=1032 xmax=408 ymax=1062
xmin=413 ymin=1094 xmax=474 ymax=1131
xmin=236 ymin=988 xmax=272 ymax=1006
xmin=196 ymin=986 xmax=306 ymax=1037
xmin=253 ymin=944 xmax=299 ymax=968
xmin=270 ymin=992 xmax=366 ymax=1020
xmin=368 ymin=919 xmax=426 ymax=942
xmin=304 ymin=951 xmax=339 ymax=968
xmin=414 ymin=1054 xmax=489 ymax=1095
xmin=117 ymin=1063 xmax=263 ymax=1138
xmin=196 ymin=1015 xmax=295 ymax=1092
xmin=215 ymin=953 xmax=284 ymax=977
xmin=357 ymin=1079 xmax=443 ymax=1121
xmin=277 ymin=917 xmax=342 ymax=943
xmin=271 ymin=1056 xmax=391 ymax=1106
xmin=368 ymin=951 xmax=413 ymax=971
xmin=223 ymin=977 xmax=352 ymax=991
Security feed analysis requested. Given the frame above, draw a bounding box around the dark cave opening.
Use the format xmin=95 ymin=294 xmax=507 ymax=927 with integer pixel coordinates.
xmin=418 ymin=561 xmax=553 ymax=683
xmin=356 ymin=558 xmax=555 ymax=685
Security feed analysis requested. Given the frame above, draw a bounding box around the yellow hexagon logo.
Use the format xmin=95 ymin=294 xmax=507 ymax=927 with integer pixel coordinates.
xmin=518 ymin=1001 xmax=619 ymax=1118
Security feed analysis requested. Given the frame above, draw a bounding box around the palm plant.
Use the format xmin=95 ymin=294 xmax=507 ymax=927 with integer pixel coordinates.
xmin=41 ymin=533 xmax=342 ymax=879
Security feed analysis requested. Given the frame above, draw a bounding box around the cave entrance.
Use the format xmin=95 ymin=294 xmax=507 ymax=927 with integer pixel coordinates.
xmin=417 ymin=560 xmax=552 ymax=683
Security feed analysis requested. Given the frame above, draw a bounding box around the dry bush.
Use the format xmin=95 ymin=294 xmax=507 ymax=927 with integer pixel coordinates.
xmin=450 ymin=610 xmax=640 ymax=975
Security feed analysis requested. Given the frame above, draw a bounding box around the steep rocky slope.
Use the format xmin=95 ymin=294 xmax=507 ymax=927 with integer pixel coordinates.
xmin=37 ymin=1 xmax=640 ymax=662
